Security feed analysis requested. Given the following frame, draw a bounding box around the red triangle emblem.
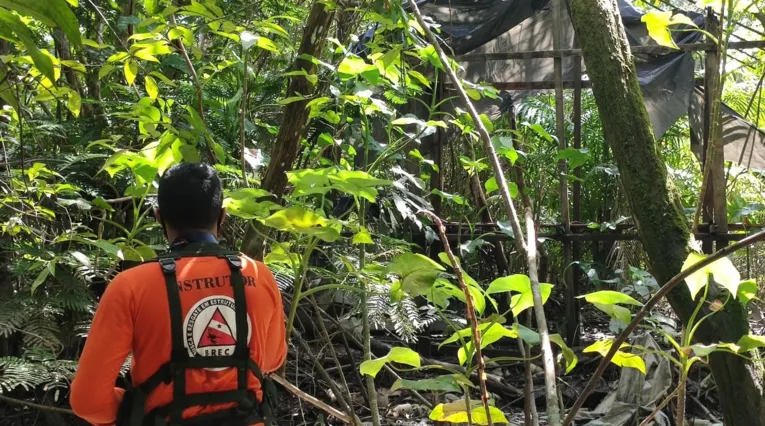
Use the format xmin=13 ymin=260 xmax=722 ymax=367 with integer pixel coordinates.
xmin=197 ymin=308 xmax=237 ymax=348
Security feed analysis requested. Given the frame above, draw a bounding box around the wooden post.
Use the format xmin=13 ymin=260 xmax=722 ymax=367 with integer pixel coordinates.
xmin=571 ymin=42 xmax=583 ymax=347
xmin=552 ymin=0 xmax=576 ymax=346
xmin=709 ymin=11 xmax=728 ymax=250
xmin=702 ymin=8 xmax=720 ymax=254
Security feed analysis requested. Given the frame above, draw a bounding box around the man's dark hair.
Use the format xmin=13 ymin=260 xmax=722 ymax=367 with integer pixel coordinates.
xmin=157 ymin=163 xmax=223 ymax=231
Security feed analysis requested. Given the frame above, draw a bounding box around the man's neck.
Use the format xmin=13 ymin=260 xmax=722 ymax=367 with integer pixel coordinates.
xmin=169 ymin=230 xmax=218 ymax=248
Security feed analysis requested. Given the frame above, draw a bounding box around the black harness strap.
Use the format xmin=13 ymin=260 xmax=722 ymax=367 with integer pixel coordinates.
xmin=222 ymin=254 xmax=249 ymax=393
xmin=159 ymin=257 xmax=187 ymax=426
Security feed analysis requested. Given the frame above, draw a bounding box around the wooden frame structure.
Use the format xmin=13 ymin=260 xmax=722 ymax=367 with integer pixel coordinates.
xmin=427 ymin=1 xmax=765 ymax=346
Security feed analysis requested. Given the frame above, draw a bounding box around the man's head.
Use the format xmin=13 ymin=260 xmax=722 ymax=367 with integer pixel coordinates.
xmin=156 ymin=163 xmax=225 ymax=242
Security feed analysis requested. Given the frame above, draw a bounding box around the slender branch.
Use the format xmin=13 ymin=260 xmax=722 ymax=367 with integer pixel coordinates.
xmin=168 ymin=14 xmax=217 ymax=164
xmin=420 ymin=210 xmax=493 ymax=426
xmin=562 ymin=229 xmax=765 ymax=426
xmin=270 ymin=373 xmax=353 ymax=424
xmin=407 ymin=1 xmax=561 ymax=423
xmin=0 ymin=394 xmax=75 ymax=416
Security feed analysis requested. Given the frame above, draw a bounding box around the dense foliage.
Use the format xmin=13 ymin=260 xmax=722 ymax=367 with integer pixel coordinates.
xmin=2 ymin=0 xmax=765 ymax=425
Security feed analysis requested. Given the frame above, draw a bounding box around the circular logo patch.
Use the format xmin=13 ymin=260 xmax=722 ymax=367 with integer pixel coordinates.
xmin=184 ymin=296 xmax=251 ymax=371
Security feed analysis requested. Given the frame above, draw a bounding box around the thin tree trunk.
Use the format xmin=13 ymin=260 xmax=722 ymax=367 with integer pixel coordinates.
xmin=241 ymin=2 xmax=335 ymax=259
xmin=565 ymin=1 xmax=765 ymax=425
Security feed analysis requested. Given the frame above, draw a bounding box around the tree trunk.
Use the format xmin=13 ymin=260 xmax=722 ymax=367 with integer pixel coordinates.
xmin=565 ymin=1 xmax=765 ymax=425
xmin=241 ymin=2 xmax=335 ymax=258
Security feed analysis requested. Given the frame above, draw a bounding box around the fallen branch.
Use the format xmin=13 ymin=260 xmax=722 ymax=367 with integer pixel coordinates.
xmin=0 ymin=394 xmax=75 ymax=416
xmin=562 ymin=230 xmax=765 ymax=426
xmin=271 ymin=373 xmax=353 ymax=424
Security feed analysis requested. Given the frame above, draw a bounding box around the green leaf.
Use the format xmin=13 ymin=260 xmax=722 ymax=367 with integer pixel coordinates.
xmin=0 ymin=0 xmax=82 ymax=48
xmin=124 ymin=59 xmax=138 ymax=85
xmin=584 ymin=339 xmax=646 ymax=374
xmin=352 ymin=227 xmax=373 ymax=245
xmin=484 ymin=176 xmax=518 ymax=198
xmin=457 ymin=322 xmax=517 ymax=365
xmin=386 ymin=253 xmax=444 ymax=296
xmin=486 ymin=274 xmax=553 ymax=317
xmin=390 ymin=375 xmax=464 ymax=393
xmin=736 ymin=335 xmax=765 ymax=353
xmin=144 ymin=76 xmax=158 ymax=100
xmin=30 ymin=267 xmax=50 ymax=294
xmin=737 ymin=279 xmax=759 ymax=307
xmin=261 ymin=207 xmax=340 ymax=242
xmin=557 ymin=147 xmax=591 ymax=170
xmin=515 ymin=323 xmax=540 ymax=345
xmin=337 ymin=55 xmax=376 ymax=80
xmin=690 ymin=343 xmax=740 ymax=356
xmin=682 ymin=252 xmax=741 ymax=301
xmin=359 ymin=346 xmax=421 ymax=377
xmin=578 ymin=290 xmax=643 ymax=307
xmin=0 ymin=9 xmax=55 ymax=82
xmin=550 ymin=334 xmax=578 ymax=374
xmin=61 ymin=60 xmax=86 ymax=73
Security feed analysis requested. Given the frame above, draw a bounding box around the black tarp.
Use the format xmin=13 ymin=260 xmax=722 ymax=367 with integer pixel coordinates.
xmin=415 ymin=0 xmax=765 ymax=170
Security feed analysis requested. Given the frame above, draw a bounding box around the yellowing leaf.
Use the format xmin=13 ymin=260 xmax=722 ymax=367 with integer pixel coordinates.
xmin=352 ymin=227 xmax=373 ymax=245
xmin=682 ymin=252 xmax=742 ymax=300
xmin=144 ymin=76 xmax=159 ymax=100
xmin=359 ymin=346 xmax=421 ymax=377
xmin=578 ymin=290 xmax=643 ymax=306
xmin=133 ymin=47 xmax=160 ymax=62
xmin=67 ymin=90 xmax=81 ymax=118
xmin=124 ymin=59 xmax=138 ymax=85
xmin=430 ymin=401 xmax=509 ymax=425
xmin=641 ymin=10 xmax=698 ymax=49
xmin=584 ymin=339 xmax=646 ymax=374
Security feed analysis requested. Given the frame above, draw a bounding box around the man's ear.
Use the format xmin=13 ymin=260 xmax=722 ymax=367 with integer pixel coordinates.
xmin=217 ymin=208 xmax=227 ymax=236
xmin=154 ymin=208 xmax=161 ymax=223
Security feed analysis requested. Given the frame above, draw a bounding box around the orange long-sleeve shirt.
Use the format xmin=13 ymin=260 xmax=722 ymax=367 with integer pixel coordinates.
xmin=70 ymin=254 xmax=287 ymax=426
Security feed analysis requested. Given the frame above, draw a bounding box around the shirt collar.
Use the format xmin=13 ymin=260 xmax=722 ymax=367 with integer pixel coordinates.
xmin=170 ymin=231 xmax=218 ymax=249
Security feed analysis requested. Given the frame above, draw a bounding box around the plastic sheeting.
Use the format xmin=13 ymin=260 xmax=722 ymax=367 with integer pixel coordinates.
xmin=417 ymin=0 xmax=765 ymax=169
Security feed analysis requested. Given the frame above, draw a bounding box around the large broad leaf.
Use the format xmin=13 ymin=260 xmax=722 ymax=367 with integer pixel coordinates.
xmin=736 ymin=335 xmax=765 ymax=353
xmin=682 ymin=252 xmax=742 ymax=301
xmin=0 ymin=9 xmax=55 ymax=82
xmin=486 ymin=274 xmax=553 ymax=317
xmin=584 ymin=339 xmax=645 ymax=374
xmin=337 ymin=55 xmax=378 ymax=81
xmin=641 ymin=10 xmax=697 ymax=49
xmin=452 ymin=322 xmax=518 ymax=365
xmin=359 ymin=347 xmax=421 ymax=377
xmin=0 ymin=0 xmax=82 ymax=48
xmin=386 ymin=253 xmax=444 ymax=296
xmin=578 ymin=290 xmax=643 ymax=307
xmin=261 ymin=207 xmax=339 ymax=242
xmin=556 ymin=147 xmax=591 ymax=170
xmin=430 ymin=401 xmax=509 ymax=425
